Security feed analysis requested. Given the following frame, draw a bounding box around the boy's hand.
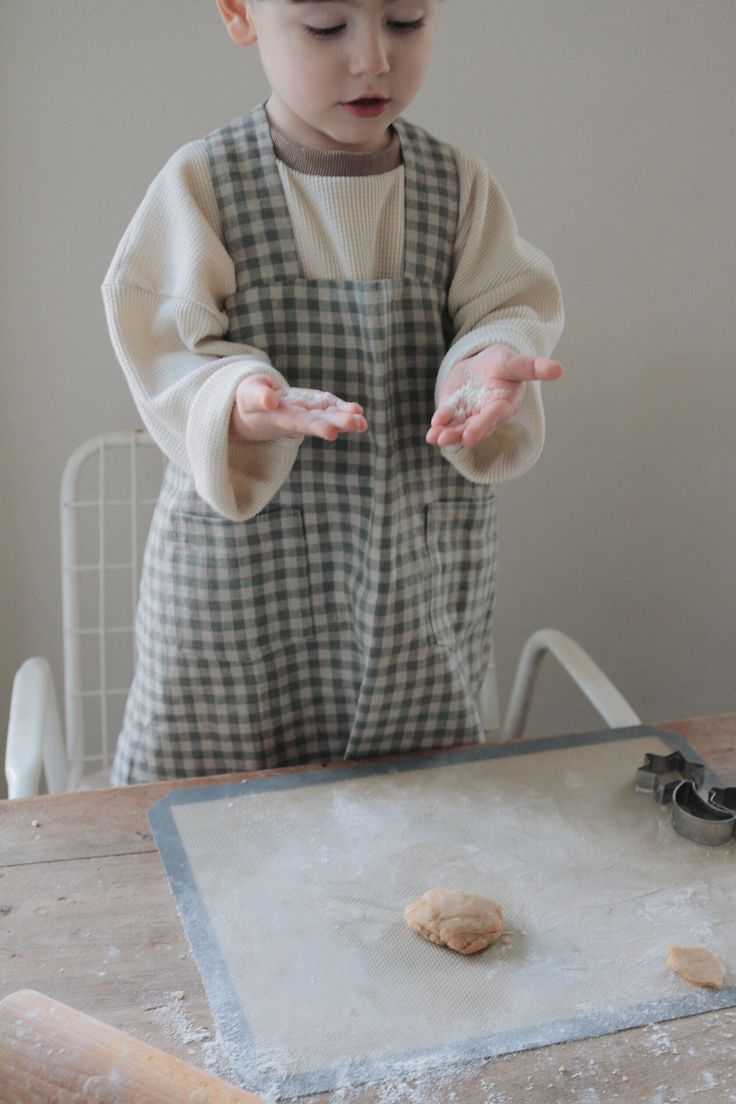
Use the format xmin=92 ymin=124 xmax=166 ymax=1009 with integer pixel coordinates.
xmin=426 ymin=344 xmax=563 ymax=449
xmin=231 ymin=375 xmax=367 ymax=443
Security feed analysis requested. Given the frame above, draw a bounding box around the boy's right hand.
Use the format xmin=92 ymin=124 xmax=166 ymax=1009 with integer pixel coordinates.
xmin=230 ymin=375 xmax=367 ymax=443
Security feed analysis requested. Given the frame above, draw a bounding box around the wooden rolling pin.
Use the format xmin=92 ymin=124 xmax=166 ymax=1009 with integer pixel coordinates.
xmin=0 ymin=989 xmax=265 ymax=1103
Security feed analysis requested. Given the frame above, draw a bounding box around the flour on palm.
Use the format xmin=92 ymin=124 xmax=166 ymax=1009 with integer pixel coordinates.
xmin=286 ymin=387 xmax=341 ymax=409
xmin=444 ymin=375 xmax=490 ymax=419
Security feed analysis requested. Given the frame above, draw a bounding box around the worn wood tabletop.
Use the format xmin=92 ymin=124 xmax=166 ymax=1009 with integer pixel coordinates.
xmin=1 ymin=715 xmax=735 ymax=1103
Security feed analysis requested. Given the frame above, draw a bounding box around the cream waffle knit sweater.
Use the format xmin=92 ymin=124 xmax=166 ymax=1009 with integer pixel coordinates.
xmin=102 ymin=122 xmax=563 ymax=520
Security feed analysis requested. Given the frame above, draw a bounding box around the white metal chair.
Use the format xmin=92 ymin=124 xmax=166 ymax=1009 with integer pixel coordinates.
xmin=6 ymin=431 xmax=165 ymax=797
xmin=5 ymin=432 xmax=640 ymax=798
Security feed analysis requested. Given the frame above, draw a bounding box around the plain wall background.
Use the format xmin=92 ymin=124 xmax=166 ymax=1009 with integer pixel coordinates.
xmin=2 ymin=1 xmax=735 ymax=796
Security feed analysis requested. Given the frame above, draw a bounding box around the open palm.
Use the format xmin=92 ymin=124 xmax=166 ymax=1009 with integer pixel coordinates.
xmin=426 ymin=345 xmax=563 ymax=448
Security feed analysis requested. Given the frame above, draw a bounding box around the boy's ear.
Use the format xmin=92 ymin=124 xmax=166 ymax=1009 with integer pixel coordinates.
xmin=216 ymin=0 xmax=258 ymax=46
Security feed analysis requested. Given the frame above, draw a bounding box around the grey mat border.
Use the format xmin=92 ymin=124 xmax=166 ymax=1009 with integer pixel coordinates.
xmin=147 ymin=724 xmax=735 ymax=1098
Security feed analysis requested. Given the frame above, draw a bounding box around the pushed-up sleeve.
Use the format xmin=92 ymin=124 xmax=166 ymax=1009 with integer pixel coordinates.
xmin=101 ymin=140 xmax=301 ymax=520
xmin=437 ymin=149 xmax=565 ymax=484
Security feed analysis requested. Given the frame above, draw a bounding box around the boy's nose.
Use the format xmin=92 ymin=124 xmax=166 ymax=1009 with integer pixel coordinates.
xmin=349 ymin=31 xmax=390 ymax=77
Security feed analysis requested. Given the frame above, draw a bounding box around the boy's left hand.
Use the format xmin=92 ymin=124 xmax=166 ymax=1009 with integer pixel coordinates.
xmin=426 ymin=344 xmax=563 ymax=449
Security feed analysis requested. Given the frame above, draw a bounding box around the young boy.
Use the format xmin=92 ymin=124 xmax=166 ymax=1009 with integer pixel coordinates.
xmin=102 ymin=0 xmax=564 ymax=783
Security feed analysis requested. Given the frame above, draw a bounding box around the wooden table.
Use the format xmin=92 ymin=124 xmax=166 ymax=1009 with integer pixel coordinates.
xmin=2 ymin=715 xmax=735 ymax=1102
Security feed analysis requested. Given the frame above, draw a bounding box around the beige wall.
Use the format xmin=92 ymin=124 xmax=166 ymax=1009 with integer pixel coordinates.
xmin=2 ymin=1 xmax=735 ymax=794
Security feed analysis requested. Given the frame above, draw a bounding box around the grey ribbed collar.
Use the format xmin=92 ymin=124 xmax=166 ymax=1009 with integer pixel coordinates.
xmin=270 ymin=125 xmax=403 ymax=177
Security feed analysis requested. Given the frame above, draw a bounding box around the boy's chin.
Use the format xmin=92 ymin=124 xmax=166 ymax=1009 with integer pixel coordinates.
xmin=322 ymin=117 xmax=396 ymax=153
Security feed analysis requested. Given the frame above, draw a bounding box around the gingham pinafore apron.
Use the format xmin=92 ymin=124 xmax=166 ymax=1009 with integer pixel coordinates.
xmin=112 ymin=104 xmax=498 ymax=784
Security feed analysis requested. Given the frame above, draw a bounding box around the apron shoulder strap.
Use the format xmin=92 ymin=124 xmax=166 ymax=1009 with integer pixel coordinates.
xmin=203 ymin=102 xmax=301 ymax=286
xmin=393 ymin=117 xmax=461 ymax=287
xmin=203 ymin=106 xmax=461 ymax=292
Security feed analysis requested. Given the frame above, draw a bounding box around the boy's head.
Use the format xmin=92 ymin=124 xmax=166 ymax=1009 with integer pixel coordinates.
xmin=216 ymin=0 xmax=440 ymax=153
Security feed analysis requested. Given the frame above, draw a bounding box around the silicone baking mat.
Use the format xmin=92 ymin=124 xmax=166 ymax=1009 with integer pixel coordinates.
xmin=148 ymin=726 xmax=736 ymax=1097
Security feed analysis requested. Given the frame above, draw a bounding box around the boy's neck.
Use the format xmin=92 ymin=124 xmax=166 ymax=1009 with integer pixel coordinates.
xmin=270 ymin=123 xmax=402 ymax=177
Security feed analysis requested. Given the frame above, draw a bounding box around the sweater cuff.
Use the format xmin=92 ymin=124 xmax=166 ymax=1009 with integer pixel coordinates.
xmin=186 ymin=357 xmax=302 ymax=519
xmin=439 ymin=379 xmax=546 ymax=486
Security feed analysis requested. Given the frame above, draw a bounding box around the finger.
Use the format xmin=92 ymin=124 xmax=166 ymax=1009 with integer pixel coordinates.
xmin=489 ymin=354 xmax=563 ymax=384
xmin=427 ymin=395 xmax=516 ymax=447
xmin=481 ymin=357 xmax=560 ymax=388
xmin=333 ymin=399 xmax=365 ymax=414
xmin=261 ymin=385 xmax=283 ymax=411
xmin=531 ymin=356 xmax=564 ymax=381
xmin=426 ymin=411 xmax=469 ymax=445
xmin=238 ymin=375 xmax=286 ymax=413
xmin=326 ymin=410 xmax=368 ymax=433
xmin=427 ymin=399 xmax=474 ymax=443
xmin=428 ymin=407 xmax=456 ymax=429
xmin=299 ymin=408 xmax=367 ymax=438
xmin=430 ymin=423 xmax=466 ymax=448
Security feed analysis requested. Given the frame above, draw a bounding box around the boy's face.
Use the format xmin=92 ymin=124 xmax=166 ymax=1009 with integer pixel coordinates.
xmin=218 ymin=0 xmax=440 ymax=152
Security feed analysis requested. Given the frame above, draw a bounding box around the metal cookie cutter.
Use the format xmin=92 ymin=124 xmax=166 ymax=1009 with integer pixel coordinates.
xmin=672 ymin=781 xmax=736 ymax=846
xmin=634 ymin=751 xmax=705 ymax=805
xmin=635 ymin=750 xmax=736 ymax=845
xmin=709 ymin=787 xmax=736 ymax=815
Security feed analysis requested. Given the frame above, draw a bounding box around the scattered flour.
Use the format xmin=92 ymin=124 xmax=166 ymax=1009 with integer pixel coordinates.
xmin=148 ymin=992 xmax=289 ymax=1100
xmin=643 ymin=1025 xmax=678 ymax=1057
xmin=150 ymin=992 xmax=212 ymax=1047
xmin=148 ymin=998 xmax=736 ymax=1104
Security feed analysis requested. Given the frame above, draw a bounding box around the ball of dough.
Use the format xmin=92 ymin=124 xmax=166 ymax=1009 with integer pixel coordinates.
xmin=404 ymin=888 xmax=505 ymax=955
xmin=666 ymin=945 xmax=726 ymax=990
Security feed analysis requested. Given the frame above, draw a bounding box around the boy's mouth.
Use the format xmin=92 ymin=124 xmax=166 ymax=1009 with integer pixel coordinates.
xmin=341 ymin=96 xmax=391 ymax=118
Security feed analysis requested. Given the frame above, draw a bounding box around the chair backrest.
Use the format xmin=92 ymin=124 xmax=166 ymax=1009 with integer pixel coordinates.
xmin=61 ymin=431 xmax=164 ymax=787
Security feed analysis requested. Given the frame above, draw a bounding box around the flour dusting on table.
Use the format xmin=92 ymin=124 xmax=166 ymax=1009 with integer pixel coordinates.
xmin=149 ymin=733 xmax=736 ymax=1098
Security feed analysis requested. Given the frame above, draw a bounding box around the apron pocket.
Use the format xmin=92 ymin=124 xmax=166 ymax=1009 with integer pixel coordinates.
xmin=171 ymin=508 xmax=316 ymax=660
xmin=425 ymin=498 xmax=498 ymax=648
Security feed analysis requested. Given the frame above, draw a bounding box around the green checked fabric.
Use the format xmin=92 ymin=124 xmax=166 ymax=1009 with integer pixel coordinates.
xmin=112 ymin=103 xmax=498 ymax=783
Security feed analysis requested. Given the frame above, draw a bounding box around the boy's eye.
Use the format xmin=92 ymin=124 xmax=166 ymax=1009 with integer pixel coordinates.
xmin=387 ymin=18 xmax=425 ymax=32
xmin=304 ymin=17 xmax=425 ymax=40
xmin=304 ymin=24 xmax=346 ymax=38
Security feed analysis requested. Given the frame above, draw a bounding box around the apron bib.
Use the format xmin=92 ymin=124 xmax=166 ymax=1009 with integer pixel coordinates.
xmin=113 ymin=105 xmax=498 ymax=783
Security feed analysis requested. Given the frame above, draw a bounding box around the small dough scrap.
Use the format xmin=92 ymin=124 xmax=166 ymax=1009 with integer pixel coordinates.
xmin=666 ymin=945 xmax=726 ymax=990
xmin=404 ymin=888 xmax=505 ymax=955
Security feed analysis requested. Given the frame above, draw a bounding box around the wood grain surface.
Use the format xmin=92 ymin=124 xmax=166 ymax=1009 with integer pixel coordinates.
xmin=1 ymin=715 xmax=735 ymax=1103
